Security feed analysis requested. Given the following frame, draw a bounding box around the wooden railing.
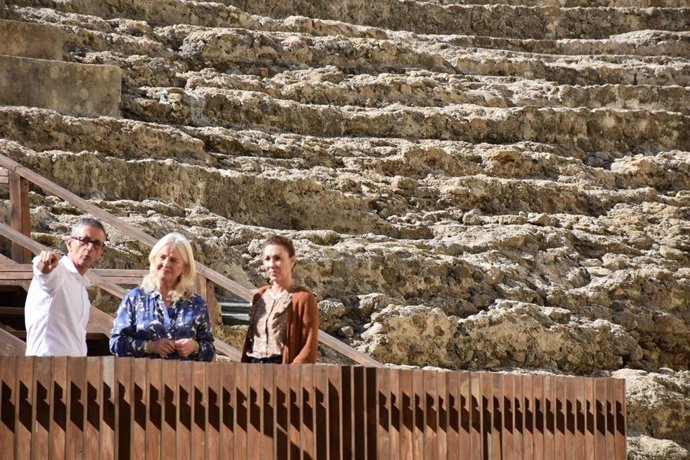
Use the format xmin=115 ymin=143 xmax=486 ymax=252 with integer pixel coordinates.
xmin=0 ymin=154 xmax=382 ymax=366
xmin=0 ymin=357 xmax=626 ymax=460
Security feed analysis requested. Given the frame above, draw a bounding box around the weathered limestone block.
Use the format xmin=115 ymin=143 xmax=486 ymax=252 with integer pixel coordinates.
xmin=616 ymin=368 xmax=690 ymax=456
xmin=454 ymin=301 xmax=643 ymax=372
xmin=0 ymin=55 xmax=121 ymax=116
xmin=0 ymin=19 xmax=62 ymax=59
xmin=361 ymin=304 xmax=458 ymax=367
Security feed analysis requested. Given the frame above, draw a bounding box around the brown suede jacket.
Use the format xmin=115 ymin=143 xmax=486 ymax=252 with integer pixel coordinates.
xmin=241 ymin=285 xmax=319 ymax=364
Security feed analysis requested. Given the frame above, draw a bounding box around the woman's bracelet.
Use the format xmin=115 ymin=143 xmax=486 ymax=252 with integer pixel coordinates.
xmin=144 ymin=340 xmax=152 ymax=354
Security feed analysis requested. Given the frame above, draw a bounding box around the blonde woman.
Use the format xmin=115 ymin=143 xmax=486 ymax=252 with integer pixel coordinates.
xmin=110 ymin=233 xmax=215 ymax=361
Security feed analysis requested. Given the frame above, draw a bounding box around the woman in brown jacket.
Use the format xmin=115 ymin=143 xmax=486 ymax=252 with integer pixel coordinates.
xmin=241 ymin=235 xmax=319 ymax=364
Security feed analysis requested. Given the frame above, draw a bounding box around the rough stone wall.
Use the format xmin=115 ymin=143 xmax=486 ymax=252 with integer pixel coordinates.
xmin=0 ymin=0 xmax=688 ymax=457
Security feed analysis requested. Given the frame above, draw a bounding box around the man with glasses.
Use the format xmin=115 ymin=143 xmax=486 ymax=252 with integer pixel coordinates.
xmin=25 ymin=217 xmax=107 ymax=356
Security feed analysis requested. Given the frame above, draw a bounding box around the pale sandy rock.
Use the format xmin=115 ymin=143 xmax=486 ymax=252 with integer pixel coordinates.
xmin=615 ymin=369 xmax=690 ymax=446
xmin=455 ymin=301 xmax=643 ymax=372
xmin=627 ymin=433 xmax=690 ymax=460
xmin=361 ymin=304 xmax=458 ymax=367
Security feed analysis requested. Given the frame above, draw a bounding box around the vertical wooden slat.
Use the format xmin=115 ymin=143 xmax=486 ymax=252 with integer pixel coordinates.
xmin=564 ymin=377 xmax=576 ymax=460
xmin=375 ymin=367 xmax=390 ymax=460
xmin=513 ymin=374 xmax=524 ymax=460
xmin=469 ymin=372 xmax=482 ymax=460
xmin=303 ymin=365 xmax=317 ymax=460
xmin=206 ymin=361 xmax=221 ymax=460
xmin=543 ymin=375 xmax=555 ymax=460
xmin=479 ymin=373 xmax=493 ymax=459
xmin=533 ymin=374 xmax=545 ymax=460
xmin=585 ymin=377 xmax=595 ymax=460
xmin=502 ymin=374 xmax=514 ymax=460
xmin=340 ymin=366 xmax=354 ymax=460
xmin=9 ymin=172 xmax=31 ymax=263
xmin=288 ymin=364 xmax=302 ymax=460
xmin=235 ymin=363 xmax=249 ymax=459
xmin=191 ymin=362 xmax=207 ymax=460
xmin=315 ymin=365 xmax=329 ymax=460
xmin=50 ymin=357 xmax=67 ymax=460
xmin=131 ymin=358 xmax=147 ymax=460
xmin=423 ymin=370 xmax=437 ymax=460
xmin=412 ymin=369 xmax=425 ymax=460
xmin=446 ymin=371 xmax=459 ymax=460
xmin=389 ymin=367 xmax=401 ymax=460
xmin=101 ymin=357 xmax=116 ymax=460
xmin=0 ymin=358 xmax=17 ymax=460
xmin=327 ymin=365 xmax=342 ymax=460
xmin=458 ymin=372 xmax=471 ymax=460
xmin=220 ymin=362 xmax=236 ymax=460
xmin=33 ymin=357 xmax=51 ymax=460
xmin=161 ymin=360 xmax=178 ymax=459
xmin=365 ymin=366 xmax=378 ymax=460
xmin=84 ymin=358 xmax=102 ymax=460
xmin=66 ymin=357 xmax=86 ymax=460
xmin=146 ymin=358 xmax=163 ymax=460
xmin=436 ymin=370 xmax=448 ymax=460
xmin=613 ymin=378 xmax=626 ymax=460
xmin=177 ymin=361 xmax=192 ymax=460
xmin=115 ymin=358 xmax=132 ymax=460
xmin=352 ymin=367 xmax=366 ymax=460
xmin=261 ymin=364 xmax=276 ymax=460
xmin=274 ymin=364 xmax=289 ymax=460
xmin=399 ymin=368 xmax=413 ymax=460
xmin=554 ymin=376 xmax=566 ymax=460
xmin=490 ymin=373 xmax=503 ymax=460
xmin=605 ymin=378 xmax=616 ymax=460
xmin=575 ymin=376 xmax=586 ymax=460
xmin=247 ymin=363 xmax=262 ymax=460
xmin=595 ymin=378 xmax=607 ymax=460
xmin=522 ymin=374 xmax=534 ymax=460
xmin=15 ymin=357 xmax=34 ymax=460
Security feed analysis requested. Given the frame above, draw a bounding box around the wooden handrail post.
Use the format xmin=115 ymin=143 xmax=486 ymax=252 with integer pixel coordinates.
xmin=196 ymin=275 xmax=218 ymax=332
xmin=8 ymin=171 xmax=31 ymax=263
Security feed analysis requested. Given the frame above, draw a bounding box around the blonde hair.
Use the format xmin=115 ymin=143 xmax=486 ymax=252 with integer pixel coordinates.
xmin=141 ymin=232 xmax=197 ymax=300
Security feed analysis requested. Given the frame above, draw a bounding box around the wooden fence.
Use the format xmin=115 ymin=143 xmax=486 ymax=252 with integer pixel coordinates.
xmin=0 ymin=357 xmax=626 ymax=459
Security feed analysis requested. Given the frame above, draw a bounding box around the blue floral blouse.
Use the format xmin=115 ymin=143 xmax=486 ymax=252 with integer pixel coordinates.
xmin=110 ymin=286 xmax=215 ymax=361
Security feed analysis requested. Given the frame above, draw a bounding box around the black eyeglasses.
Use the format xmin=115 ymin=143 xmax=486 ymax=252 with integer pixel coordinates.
xmin=71 ymin=236 xmax=106 ymax=249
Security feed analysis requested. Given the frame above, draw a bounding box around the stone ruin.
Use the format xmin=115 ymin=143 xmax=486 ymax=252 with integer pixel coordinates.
xmin=0 ymin=0 xmax=688 ymax=457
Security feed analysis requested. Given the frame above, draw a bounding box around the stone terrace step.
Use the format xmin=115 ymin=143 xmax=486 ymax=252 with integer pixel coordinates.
xmin=0 ymin=55 xmax=122 ymax=116
xmin=424 ymin=0 xmax=689 ymax=7
xmin=211 ymin=1 xmax=690 ymax=39
xmin=123 ymin=87 xmax=690 ymax=152
xmin=2 ymin=138 xmax=684 ymax=244
xmin=181 ymin=69 xmax=690 ymax=114
xmin=11 ymin=10 xmax=689 ymax=90
xmin=428 ymin=30 xmax=690 ymax=59
xmin=0 ymin=18 xmax=62 ymax=59
xmin=0 ymin=106 xmax=209 ymax=161
xmin=8 ymin=0 xmax=690 ymax=39
xmin=14 ymin=5 xmax=690 ymax=59
xmin=171 ymin=28 xmax=690 ymax=87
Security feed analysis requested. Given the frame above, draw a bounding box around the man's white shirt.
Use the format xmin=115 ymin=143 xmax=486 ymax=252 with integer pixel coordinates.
xmin=24 ymin=255 xmax=92 ymax=356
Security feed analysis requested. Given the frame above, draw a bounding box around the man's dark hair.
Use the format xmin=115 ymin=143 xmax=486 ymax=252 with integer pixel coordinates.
xmin=263 ymin=235 xmax=295 ymax=257
xmin=72 ymin=217 xmax=107 ymax=240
